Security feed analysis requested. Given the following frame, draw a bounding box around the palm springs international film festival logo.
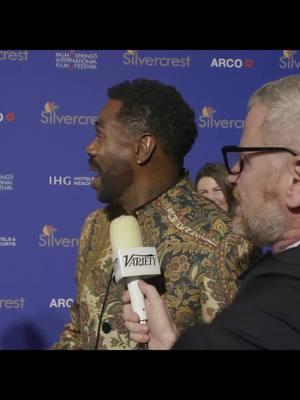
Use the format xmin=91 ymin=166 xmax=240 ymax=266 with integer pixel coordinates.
xmin=40 ymin=101 xmax=97 ymax=126
xmin=55 ymin=50 xmax=98 ymax=70
xmin=0 ymin=174 xmax=14 ymax=191
xmin=198 ymin=106 xmax=244 ymax=129
xmin=279 ymin=50 xmax=300 ymax=69
xmin=39 ymin=225 xmax=79 ymax=248
xmin=123 ymin=50 xmax=192 ymax=68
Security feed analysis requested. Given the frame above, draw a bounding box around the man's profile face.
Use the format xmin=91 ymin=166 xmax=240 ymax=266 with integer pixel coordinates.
xmin=86 ymin=99 xmax=135 ymax=205
xmin=230 ymin=103 xmax=287 ymax=246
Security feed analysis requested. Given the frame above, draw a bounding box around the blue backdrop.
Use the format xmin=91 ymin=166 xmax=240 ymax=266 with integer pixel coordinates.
xmin=0 ymin=49 xmax=298 ymax=349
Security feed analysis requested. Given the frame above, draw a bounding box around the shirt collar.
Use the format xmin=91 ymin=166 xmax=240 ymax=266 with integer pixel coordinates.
xmin=134 ymin=169 xmax=193 ymax=216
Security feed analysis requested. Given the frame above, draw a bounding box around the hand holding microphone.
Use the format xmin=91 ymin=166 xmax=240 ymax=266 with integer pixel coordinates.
xmin=109 ymin=215 xmax=160 ymax=324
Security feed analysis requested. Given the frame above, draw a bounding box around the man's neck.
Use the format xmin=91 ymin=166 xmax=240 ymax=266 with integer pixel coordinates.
xmin=272 ymin=228 xmax=300 ymax=253
xmin=122 ymin=166 xmax=184 ymax=213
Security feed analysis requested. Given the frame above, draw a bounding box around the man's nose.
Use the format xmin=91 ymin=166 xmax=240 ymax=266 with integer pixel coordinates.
xmin=227 ymin=174 xmax=235 ymax=185
xmin=226 ymin=162 xmax=240 ymax=185
xmin=86 ymin=139 xmax=97 ymax=156
xmin=232 ymin=186 xmax=241 ymax=201
xmin=226 ymin=172 xmax=238 ymax=186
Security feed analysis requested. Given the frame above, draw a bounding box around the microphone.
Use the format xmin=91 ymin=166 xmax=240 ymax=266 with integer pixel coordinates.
xmin=109 ymin=215 xmax=160 ymax=323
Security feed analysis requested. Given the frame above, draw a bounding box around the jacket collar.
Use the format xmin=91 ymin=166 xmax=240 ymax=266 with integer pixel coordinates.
xmin=240 ymin=245 xmax=300 ymax=282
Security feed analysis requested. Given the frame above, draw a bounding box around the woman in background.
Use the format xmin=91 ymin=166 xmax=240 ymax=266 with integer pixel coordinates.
xmin=195 ymin=162 xmax=236 ymax=217
xmin=196 ymin=161 xmax=263 ymax=266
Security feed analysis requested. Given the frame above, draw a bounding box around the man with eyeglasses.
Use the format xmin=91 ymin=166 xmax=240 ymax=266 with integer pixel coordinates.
xmin=122 ymin=74 xmax=300 ymax=349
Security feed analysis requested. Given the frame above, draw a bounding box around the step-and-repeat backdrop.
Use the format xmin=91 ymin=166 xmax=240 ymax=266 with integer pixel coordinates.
xmin=0 ymin=49 xmax=298 ymax=349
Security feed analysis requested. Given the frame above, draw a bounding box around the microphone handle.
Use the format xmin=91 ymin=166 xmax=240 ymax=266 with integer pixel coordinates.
xmin=126 ymin=277 xmax=147 ymax=323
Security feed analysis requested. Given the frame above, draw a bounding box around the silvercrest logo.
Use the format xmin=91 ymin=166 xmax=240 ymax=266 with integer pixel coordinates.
xmin=123 ymin=253 xmax=156 ymax=267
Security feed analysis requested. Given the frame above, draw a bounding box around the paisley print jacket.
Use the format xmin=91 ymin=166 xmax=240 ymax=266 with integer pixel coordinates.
xmin=52 ymin=174 xmax=259 ymax=350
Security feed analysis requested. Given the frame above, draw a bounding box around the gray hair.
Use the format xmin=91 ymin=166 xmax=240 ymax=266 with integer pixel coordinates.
xmin=248 ymin=74 xmax=300 ymax=149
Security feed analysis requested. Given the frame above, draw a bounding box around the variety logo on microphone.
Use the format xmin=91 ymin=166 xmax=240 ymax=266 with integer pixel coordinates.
xmin=198 ymin=106 xmax=244 ymax=129
xmin=113 ymin=247 xmax=160 ymax=283
xmin=123 ymin=253 xmax=157 ymax=268
xmin=55 ymin=50 xmax=99 ymax=70
xmin=39 ymin=225 xmax=79 ymax=248
xmin=40 ymin=101 xmax=97 ymax=126
xmin=123 ymin=50 xmax=192 ymax=68
xmin=279 ymin=49 xmax=300 ymax=69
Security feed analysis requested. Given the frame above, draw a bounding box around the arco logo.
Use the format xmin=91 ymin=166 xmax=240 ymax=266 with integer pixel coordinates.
xmin=0 ymin=112 xmax=15 ymax=123
xmin=211 ymin=57 xmax=254 ymax=69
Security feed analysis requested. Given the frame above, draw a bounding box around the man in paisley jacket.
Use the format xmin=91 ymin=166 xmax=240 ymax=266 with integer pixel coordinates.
xmin=52 ymin=78 xmax=259 ymax=350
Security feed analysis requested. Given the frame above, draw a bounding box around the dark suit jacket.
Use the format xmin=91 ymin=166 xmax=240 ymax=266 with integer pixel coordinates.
xmin=173 ymin=246 xmax=300 ymax=350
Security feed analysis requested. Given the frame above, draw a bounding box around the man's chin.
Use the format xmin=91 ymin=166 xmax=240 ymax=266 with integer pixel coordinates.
xmin=232 ymin=215 xmax=261 ymax=245
xmin=96 ymin=188 xmax=117 ymax=205
xmin=96 ymin=191 xmax=109 ymax=204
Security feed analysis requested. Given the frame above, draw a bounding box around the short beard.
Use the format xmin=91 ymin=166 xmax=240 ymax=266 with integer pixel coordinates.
xmin=97 ymin=163 xmax=134 ymax=206
xmin=233 ymin=198 xmax=287 ymax=247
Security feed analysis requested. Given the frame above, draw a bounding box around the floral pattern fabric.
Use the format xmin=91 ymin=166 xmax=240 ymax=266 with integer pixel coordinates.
xmin=52 ymin=174 xmax=259 ymax=350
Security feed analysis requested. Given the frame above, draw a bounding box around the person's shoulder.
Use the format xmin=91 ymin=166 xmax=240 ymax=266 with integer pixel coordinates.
xmin=168 ymin=178 xmax=234 ymax=240
xmin=77 ymin=207 xmax=111 ymax=256
xmin=192 ymin=194 xmax=233 ymax=235
xmin=235 ymin=259 xmax=300 ymax=321
xmin=79 ymin=207 xmax=113 ymax=237
xmin=83 ymin=207 xmax=107 ymax=225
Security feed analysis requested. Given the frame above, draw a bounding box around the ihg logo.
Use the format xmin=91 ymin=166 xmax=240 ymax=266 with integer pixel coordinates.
xmin=49 ymin=176 xmax=72 ymax=186
xmin=48 ymin=176 xmax=92 ymax=186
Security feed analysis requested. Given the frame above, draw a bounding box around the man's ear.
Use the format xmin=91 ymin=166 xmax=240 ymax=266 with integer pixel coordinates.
xmin=134 ymin=134 xmax=157 ymax=165
xmin=286 ymin=156 xmax=300 ymax=208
